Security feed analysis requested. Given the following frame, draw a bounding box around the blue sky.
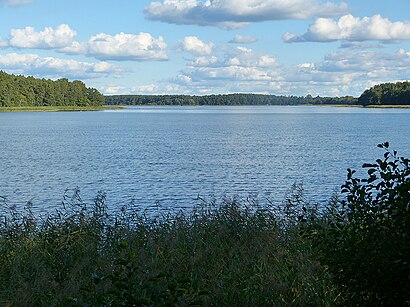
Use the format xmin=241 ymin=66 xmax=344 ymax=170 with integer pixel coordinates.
xmin=0 ymin=0 xmax=409 ymax=96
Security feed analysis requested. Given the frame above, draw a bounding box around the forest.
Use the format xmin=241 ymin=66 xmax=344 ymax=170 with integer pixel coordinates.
xmin=0 ymin=71 xmax=104 ymax=107
xmin=104 ymin=93 xmax=358 ymax=106
xmin=358 ymin=81 xmax=410 ymax=105
xmin=105 ymin=81 xmax=409 ymax=106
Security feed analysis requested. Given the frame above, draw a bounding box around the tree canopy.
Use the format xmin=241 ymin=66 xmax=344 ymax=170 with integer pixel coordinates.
xmin=0 ymin=71 xmax=105 ymax=107
xmin=104 ymin=93 xmax=357 ymax=106
xmin=358 ymin=81 xmax=410 ymax=106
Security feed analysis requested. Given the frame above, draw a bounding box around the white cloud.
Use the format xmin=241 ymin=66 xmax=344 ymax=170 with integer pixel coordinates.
xmin=258 ymin=55 xmax=277 ymax=67
xmin=229 ymin=35 xmax=257 ymax=44
xmin=1 ymin=25 xmax=168 ymax=62
xmin=399 ymin=48 xmax=410 ymax=57
xmin=191 ymin=55 xmax=219 ymax=67
xmin=131 ymin=84 xmax=160 ymax=93
xmin=61 ymin=32 xmax=168 ymax=61
xmin=181 ymin=46 xmax=280 ymax=87
xmin=297 ymin=63 xmax=315 ymax=69
xmin=177 ymin=36 xmax=214 ymax=55
xmin=0 ymin=0 xmax=31 ymax=7
xmin=284 ymin=14 xmax=410 ymax=43
xmin=317 ymin=49 xmax=410 ymax=75
xmin=278 ymin=49 xmax=410 ymax=95
xmin=160 ymin=43 xmax=410 ymax=96
xmin=0 ymin=53 xmax=122 ymax=79
xmin=0 ymin=38 xmax=7 ymax=47
xmin=100 ymin=46 xmax=408 ymax=97
xmin=339 ymin=41 xmax=384 ymax=49
xmin=145 ymin=0 xmax=349 ymax=28
xmin=7 ymin=24 xmax=77 ymax=49
xmin=102 ymin=86 xmax=127 ymax=95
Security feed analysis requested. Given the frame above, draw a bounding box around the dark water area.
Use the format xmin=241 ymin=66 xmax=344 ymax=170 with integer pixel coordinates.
xmin=1 ymin=105 xmax=409 ymax=213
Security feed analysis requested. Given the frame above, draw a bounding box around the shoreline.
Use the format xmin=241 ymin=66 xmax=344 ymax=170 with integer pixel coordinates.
xmin=0 ymin=105 xmax=124 ymax=113
xmin=1 ymin=104 xmax=409 ymax=112
xmin=111 ymin=103 xmax=410 ymax=109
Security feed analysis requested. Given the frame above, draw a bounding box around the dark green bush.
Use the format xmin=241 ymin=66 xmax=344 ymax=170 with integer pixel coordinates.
xmin=312 ymin=142 xmax=410 ymax=305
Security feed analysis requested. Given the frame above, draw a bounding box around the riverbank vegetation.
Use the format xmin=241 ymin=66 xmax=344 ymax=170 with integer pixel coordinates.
xmin=0 ymin=143 xmax=408 ymax=306
xmin=0 ymin=71 xmax=104 ymax=107
xmin=359 ymin=81 xmax=410 ymax=106
xmin=0 ymin=105 xmax=121 ymax=112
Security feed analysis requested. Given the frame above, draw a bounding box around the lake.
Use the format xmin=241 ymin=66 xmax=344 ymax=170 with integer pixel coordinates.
xmin=1 ymin=105 xmax=409 ymax=213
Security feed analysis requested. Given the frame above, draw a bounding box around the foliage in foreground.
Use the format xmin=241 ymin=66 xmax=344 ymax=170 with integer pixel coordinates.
xmin=0 ymin=191 xmax=337 ymax=306
xmin=310 ymin=142 xmax=410 ymax=306
xmin=0 ymin=143 xmax=409 ymax=306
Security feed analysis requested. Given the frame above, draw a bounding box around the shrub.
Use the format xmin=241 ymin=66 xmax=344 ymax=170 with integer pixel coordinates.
xmin=312 ymin=142 xmax=410 ymax=305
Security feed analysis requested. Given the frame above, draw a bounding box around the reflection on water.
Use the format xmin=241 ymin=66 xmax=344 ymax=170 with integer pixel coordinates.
xmin=1 ymin=106 xmax=409 ymax=213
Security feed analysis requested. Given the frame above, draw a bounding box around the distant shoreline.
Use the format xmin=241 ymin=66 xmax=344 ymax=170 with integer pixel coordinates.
xmin=1 ymin=104 xmax=409 ymax=112
xmin=318 ymin=104 xmax=410 ymax=108
xmin=113 ymin=104 xmax=410 ymax=109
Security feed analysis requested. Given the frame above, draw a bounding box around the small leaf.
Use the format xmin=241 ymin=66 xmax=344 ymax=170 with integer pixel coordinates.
xmin=367 ymin=176 xmax=377 ymax=184
xmin=368 ymin=168 xmax=377 ymax=175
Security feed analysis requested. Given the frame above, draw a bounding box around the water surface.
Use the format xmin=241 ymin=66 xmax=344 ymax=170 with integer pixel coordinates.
xmin=1 ymin=106 xmax=409 ymax=212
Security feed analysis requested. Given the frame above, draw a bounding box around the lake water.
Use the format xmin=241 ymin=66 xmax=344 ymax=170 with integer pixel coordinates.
xmin=1 ymin=105 xmax=409 ymax=213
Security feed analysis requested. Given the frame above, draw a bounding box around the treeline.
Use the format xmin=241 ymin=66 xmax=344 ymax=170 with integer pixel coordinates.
xmin=105 ymin=81 xmax=410 ymax=106
xmin=359 ymin=81 xmax=410 ymax=105
xmin=105 ymin=93 xmax=357 ymax=106
xmin=2 ymin=69 xmax=407 ymax=107
xmin=0 ymin=71 xmax=104 ymax=107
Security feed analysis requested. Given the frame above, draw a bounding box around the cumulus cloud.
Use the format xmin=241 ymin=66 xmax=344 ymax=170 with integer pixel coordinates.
xmin=180 ymin=46 xmax=280 ymax=87
xmin=7 ymin=24 xmax=77 ymax=49
xmin=100 ymin=46 xmax=408 ymax=97
xmin=102 ymin=83 xmax=190 ymax=95
xmin=281 ymin=48 xmax=410 ymax=95
xmin=190 ymin=46 xmax=277 ymax=69
xmin=101 ymin=47 xmax=409 ymax=96
xmin=61 ymin=32 xmax=168 ymax=61
xmin=0 ymin=24 xmax=168 ymax=62
xmin=130 ymin=84 xmax=161 ymax=94
xmin=101 ymin=86 xmax=127 ymax=95
xmin=229 ymin=35 xmax=257 ymax=44
xmin=0 ymin=0 xmax=31 ymax=7
xmin=103 ymin=85 xmax=172 ymax=95
xmin=317 ymin=49 xmax=410 ymax=76
xmin=145 ymin=0 xmax=349 ymax=29
xmin=0 ymin=38 xmax=7 ymax=47
xmin=0 ymin=53 xmax=122 ymax=79
xmin=177 ymin=36 xmax=214 ymax=55
xmin=283 ymin=14 xmax=410 ymax=43
xmin=161 ymin=42 xmax=410 ymax=96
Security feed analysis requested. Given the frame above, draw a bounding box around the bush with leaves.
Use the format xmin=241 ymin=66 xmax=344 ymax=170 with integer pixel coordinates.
xmin=312 ymin=142 xmax=410 ymax=305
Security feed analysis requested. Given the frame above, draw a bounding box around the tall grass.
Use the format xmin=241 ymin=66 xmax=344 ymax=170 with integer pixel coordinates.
xmin=0 ymin=188 xmax=339 ymax=306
